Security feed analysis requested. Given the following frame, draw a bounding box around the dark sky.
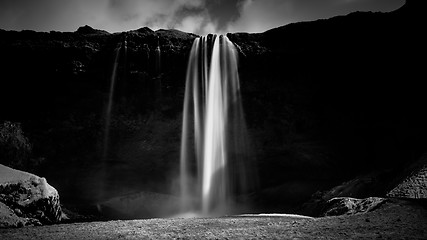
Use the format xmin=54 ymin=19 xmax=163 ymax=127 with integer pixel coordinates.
xmin=0 ymin=0 xmax=404 ymax=35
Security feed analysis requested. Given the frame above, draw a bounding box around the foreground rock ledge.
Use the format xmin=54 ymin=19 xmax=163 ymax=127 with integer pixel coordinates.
xmin=0 ymin=164 xmax=62 ymax=228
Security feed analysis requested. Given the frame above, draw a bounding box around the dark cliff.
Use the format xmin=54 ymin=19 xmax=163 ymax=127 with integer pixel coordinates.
xmin=0 ymin=0 xmax=424 ymax=213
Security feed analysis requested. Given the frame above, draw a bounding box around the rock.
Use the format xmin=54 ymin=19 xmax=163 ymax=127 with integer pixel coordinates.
xmin=299 ymin=157 xmax=427 ymax=216
xmin=0 ymin=202 xmax=25 ymax=228
xmin=13 ymin=208 xmax=22 ymax=216
xmin=75 ymin=25 xmax=110 ymax=35
xmin=0 ymin=164 xmax=62 ymax=227
xmin=298 ymin=170 xmax=395 ymax=216
xmin=321 ymin=197 xmax=386 ymax=217
xmin=135 ymin=27 xmax=154 ymax=33
xmin=387 ymin=155 xmax=427 ymax=199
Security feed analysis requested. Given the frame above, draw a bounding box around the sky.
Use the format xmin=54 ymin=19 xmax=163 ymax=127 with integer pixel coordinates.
xmin=0 ymin=0 xmax=405 ymax=35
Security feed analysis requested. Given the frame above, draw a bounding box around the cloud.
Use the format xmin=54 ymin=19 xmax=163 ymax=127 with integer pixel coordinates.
xmin=123 ymin=0 xmax=246 ymax=35
xmin=204 ymin=0 xmax=246 ymax=31
xmin=227 ymin=0 xmax=295 ymax=33
xmin=103 ymin=0 xmax=215 ymax=34
xmin=0 ymin=0 xmax=110 ymax=32
xmin=227 ymin=0 xmax=404 ymax=33
xmin=0 ymin=0 xmax=405 ymax=34
xmin=178 ymin=15 xmax=205 ymax=34
xmin=0 ymin=0 xmax=247 ymax=35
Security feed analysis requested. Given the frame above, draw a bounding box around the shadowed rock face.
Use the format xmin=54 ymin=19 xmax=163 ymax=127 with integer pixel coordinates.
xmin=228 ymin=0 xmax=426 ymax=211
xmin=298 ymin=152 xmax=427 ymax=217
xmin=388 ymin=154 xmax=427 ymax=199
xmin=388 ymin=168 xmax=427 ymax=198
xmin=0 ymin=0 xmax=425 ymax=215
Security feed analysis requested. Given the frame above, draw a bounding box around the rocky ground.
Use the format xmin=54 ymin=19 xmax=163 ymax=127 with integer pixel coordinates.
xmin=1 ymin=198 xmax=426 ymax=239
xmin=1 ymin=1 xmax=427 ymax=238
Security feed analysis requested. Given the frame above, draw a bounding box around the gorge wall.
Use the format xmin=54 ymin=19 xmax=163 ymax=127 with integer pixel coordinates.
xmin=0 ymin=0 xmax=425 ymax=214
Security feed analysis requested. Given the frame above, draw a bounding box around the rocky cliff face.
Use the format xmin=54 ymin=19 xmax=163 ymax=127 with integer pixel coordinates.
xmin=0 ymin=0 xmax=425 ymax=214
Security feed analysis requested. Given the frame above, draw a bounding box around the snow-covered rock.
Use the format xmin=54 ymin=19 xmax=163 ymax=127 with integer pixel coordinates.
xmin=0 ymin=164 xmax=62 ymax=227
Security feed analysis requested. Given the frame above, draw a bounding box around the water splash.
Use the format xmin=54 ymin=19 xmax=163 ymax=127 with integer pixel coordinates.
xmin=180 ymin=35 xmax=256 ymax=216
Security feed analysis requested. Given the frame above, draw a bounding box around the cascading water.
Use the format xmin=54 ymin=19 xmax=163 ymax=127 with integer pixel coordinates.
xmin=98 ymin=41 xmax=124 ymax=201
xmin=155 ymin=36 xmax=161 ymax=76
xmin=103 ymin=40 xmax=126 ymax=161
xmin=180 ymin=35 xmax=256 ymax=216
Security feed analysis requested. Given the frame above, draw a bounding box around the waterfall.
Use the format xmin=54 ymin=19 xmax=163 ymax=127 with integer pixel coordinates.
xmin=103 ymin=40 xmax=126 ymax=161
xmin=155 ymin=36 xmax=161 ymax=76
xmin=180 ymin=35 xmax=255 ymax=216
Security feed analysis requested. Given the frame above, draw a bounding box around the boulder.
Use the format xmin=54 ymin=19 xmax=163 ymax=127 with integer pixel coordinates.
xmin=0 ymin=164 xmax=62 ymax=227
xmin=321 ymin=197 xmax=386 ymax=217
xmin=298 ymin=170 xmax=394 ymax=216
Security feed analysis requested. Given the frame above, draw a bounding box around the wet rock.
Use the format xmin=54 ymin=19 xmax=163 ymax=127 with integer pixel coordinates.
xmin=227 ymin=32 xmax=268 ymax=57
xmin=71 ymin=60 xmax=85 ymax=75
